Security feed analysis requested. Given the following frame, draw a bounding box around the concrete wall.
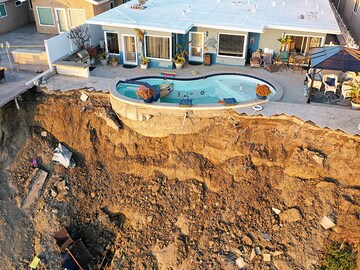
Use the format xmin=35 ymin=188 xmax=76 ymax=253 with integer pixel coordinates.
xmin=259 ymin=29 xmax=327 ymax=56
xmin=332 ymin=0 xmax=360 ymax=46
xmin=0 ymin=0 xmax=32 ymax=34
xmin=46 ymin=28 xmax=79 ymax=64
xmin=31 ymin=0 xmax=96 ymax=34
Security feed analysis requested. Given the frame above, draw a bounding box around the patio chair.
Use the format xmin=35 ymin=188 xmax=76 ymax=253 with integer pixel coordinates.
xmin=274 ymin=51 xmax=289 ymax=70
xmin=323 ymin=74 xmax=339 ymax=94
xmin=341 ymin=76 xmax=360 ymax=98
xmin=306 ymin=72 xmax=323 ymax=90
xmin=0 ymin=68 xmax=6 ymax=83
xmin=263 ymin=52 xmax=273 ymax=68
xmin=250 ymin=50 xmax=262 ymax=68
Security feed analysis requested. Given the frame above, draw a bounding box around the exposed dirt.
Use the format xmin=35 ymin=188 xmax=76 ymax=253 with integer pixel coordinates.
xmin=0 ymin=89 xmax=359 ymax=269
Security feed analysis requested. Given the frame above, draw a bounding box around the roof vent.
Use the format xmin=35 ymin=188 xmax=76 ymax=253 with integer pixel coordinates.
xmin=130 ymin=0 xmax=147 ymax=10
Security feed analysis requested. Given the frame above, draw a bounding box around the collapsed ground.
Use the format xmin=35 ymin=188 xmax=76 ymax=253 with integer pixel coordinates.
xmin=0 ymin=89 xmax=359 ymax=269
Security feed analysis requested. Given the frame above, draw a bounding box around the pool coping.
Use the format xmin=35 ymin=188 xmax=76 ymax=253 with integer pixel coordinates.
xmin=109 ymin=72 xmax=283 ymax=110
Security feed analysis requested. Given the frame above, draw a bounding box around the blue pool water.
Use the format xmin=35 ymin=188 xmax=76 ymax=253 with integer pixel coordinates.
xmin=116 ymin=74 xmax=275 ymax=104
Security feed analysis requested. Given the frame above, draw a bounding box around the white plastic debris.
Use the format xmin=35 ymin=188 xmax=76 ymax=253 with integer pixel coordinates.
xmin=263 ymin=253 xmax=271 ymax=262
xmin=80 ymin=92 xmax=89 ymax=102
xmin=52 ymin=143 xmax=76 ymax=168
xmin=272 ymin=207 xmax=281 ymax=215
xmin=235 ymin=257 xmax=246 ymax=268
xmin=320 ymin=216 xmax=336 ymax=229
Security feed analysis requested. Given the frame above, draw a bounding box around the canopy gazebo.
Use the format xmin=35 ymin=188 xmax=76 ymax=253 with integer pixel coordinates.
xmin=307 ymin=46 xmax=360 ymax=103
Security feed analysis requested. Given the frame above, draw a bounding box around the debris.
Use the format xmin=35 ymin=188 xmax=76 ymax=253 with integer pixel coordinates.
xmin=235 ymin=257 xmax=246 ymax=268
xmin=22 ymin=168 xmax=48 ymax=210
xmin=52 ymin=143 xmax=76 ymax=168
xmin=279 ymin=208 xmax=302 ymax=223
xmin=272 ymin=207 xmax=281 ymax=215
xmin=29 ymin=256 xmax=40 ymax=269
xmin=255 ymin=247 xmax=261 ymax=255
xmin=80 ymin=92 xmax=89 ymax=102
xmin=320 ymin=216 xmax=336 ymax=229
xmin=32 ymin=158 xmax=38 ymax=168
xmin=242 ymin=235 xmax=253 ymax=246
xmin=263 ymin=253 xmax=271 ymax=262
xmin=261 ymin=233 xmax=271 ymax=241
xmin=56 ymin=180 xmax=68 ymax=201
xmin=249 ymin=248 xmax=256 ymax=261
xmin=40 ymin=131 xmax=47 ymax=137
xmin=271 ymin=251 xmax=284 ymax=257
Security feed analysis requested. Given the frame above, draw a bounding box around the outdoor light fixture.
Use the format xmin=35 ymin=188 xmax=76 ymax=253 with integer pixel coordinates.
xmin=205 ymin=31 xmax=209 ymax=37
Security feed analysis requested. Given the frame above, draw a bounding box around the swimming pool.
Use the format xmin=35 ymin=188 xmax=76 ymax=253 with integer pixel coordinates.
xmin=116 ymin=74 xmax=276 ymax=105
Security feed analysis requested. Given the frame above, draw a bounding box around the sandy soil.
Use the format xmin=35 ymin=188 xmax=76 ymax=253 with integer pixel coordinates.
xmin=0 ymin=89 xmax=359 ymax=269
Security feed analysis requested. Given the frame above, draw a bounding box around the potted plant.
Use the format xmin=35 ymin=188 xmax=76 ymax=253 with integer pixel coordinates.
xmin=277 ymin=34 xmax=292 ymax=52
xmin=98 ymin=52 xmax=108 ymax=66
xmin=136 ymin=85 xmax=154 ymax=103
xmin=86 ymin=46 xmax=97 ymax=65
xmin=255 ymin=84 xmax=271 ymax=100
xmin=349 ymin=83 xmax=360 ymax=110
xmin=173 ymin=42 xmax=190 ymax=69
xmin=110 ymin=56 xmax=119 ymax=67
xmin=140 ymin=55 xmax=150 ymax=70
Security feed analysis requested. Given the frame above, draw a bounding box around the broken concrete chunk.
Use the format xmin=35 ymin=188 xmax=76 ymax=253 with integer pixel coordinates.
xmin=255 ymin=247 xmax=261 ymax=255
xmin=279 ymin=208 xmax=302 ymax=223
xmin=249 ymin=248 xmax=256 ymax=261
xmin=272 ymin=207 xmax=281 ymax=215
xmin=40 ymin=131 xmax=47 ymax=137
xmin=242 ymin=235 xmax=253 ymax=246
xmin=235 ymin=257 xmax=246 ymax=268
xmin=271 ymin=251 xmax=284 ymax=257
xmin=80 ymin=92 xmax=89 ymax=102
xmin=22 ymin=169 xmax=48 ymax=210
xmin=320 ymin=216 xmax=336 ymax=229
xmin=263 ymin=253 xmax=271 ymax=262
xmin=261 ymin=233 xmax=271 ymax=241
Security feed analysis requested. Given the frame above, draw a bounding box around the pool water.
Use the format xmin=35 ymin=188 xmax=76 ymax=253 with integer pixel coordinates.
xmin=116 ymin=74 xmax=275 ymax=104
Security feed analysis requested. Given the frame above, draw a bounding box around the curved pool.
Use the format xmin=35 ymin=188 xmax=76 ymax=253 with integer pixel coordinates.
xmin=116 ymin=73 xmax=276 ymax=105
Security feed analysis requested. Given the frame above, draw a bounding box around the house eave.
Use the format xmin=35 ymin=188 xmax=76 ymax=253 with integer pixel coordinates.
xmin=85 ymin=0 xmax=110 ymax=5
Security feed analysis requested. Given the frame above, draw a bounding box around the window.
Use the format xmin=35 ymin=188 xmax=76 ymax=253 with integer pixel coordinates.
xmin=145 ymin=36 xmax=170 ymax=60
xmin=15 ymin=1 xmax=22 ymax=7
xmin=0 ymin=3 xmax=7 ymax=18
xmin=37 ymin=7 xmax=54 ymax=26
xmin=287 ymin=35 xmax=323 ymax=54
xmin=354 ymin=0 xmax=359 ymax=14
xmin=109 ymin=1 xmax=114 ymax=9
xmin=218 ymin=34 xmax=245 ymax=58
xmin=68 ymin=9 xmax=85 ymax=28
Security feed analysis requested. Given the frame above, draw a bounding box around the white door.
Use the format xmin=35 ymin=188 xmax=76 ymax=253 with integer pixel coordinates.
xmin=122 ymin=35 xmax=137 ymax=64
xmin=189 ymin=32 xmax=204 ymax=62
xmin=55 ymin=8 xmax=67 ymax=33
xmin=104 ymin=31 xmax=120 ymax=55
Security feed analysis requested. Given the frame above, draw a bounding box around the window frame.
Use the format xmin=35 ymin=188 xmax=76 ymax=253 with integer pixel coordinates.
xmin=217 ymin=33 xmax=247 ymax=59
xmin=68 ymin=8 xmax=86 ymax=28
xmin=15 ymin=1 xmax=22 ymax=7
xmin=0 ymin=3 xmax=7 ymax=18
xmin=144 ymin=35 xmax=172 ymax=61
xmin=109 ymin=1 xmax=115 ymax=9
xmin=36 ymin=6 xmax=55 ymax=27
xmin=285 ymin=33 xmax=324 ymax=54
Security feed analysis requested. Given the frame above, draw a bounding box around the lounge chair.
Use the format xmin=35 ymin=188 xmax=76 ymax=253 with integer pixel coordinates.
xmin=250 ymin=50 xmax=262 ymax=68
xmin=306 ymin=72 xmax=323 ymax=90
xmin=323 ymin=74 xmax=339 ymax=94
xmin=0 ymin=68 xmax=6 ymax=83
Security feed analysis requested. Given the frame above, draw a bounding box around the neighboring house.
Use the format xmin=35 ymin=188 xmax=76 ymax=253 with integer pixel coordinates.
xmin=331 ymin=0 xmax=360 ymax=47
xmin=86 ymin=0 xmax=341 ymax=68
xmin=31 ymin=0 xmax=129 ymax=35
xmin=0 ymin=0 xmax=32 ymax=34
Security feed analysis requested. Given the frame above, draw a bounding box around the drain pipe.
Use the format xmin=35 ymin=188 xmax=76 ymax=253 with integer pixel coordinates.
xmin=181 ymin=111 xmax=189 ymax=129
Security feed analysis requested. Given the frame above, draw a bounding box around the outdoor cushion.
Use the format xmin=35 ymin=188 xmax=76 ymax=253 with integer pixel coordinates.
xmin=325 ymin=77 xmax=336 ymax=86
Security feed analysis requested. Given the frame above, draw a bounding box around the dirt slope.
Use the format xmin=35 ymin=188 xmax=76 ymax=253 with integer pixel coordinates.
xmin=0 ymin=90 xmax=359 ymax=269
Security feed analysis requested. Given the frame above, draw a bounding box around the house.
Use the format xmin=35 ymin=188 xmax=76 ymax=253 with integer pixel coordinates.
xmin=30 ymin=0 xmax=130 ymax=35
xmin=0 ymin=0 xmax=32 ymax=34
xmin=331 ymin=0 xmax=360 ymax=47
xmin=85 ymin=0 xmax=341 ymax=69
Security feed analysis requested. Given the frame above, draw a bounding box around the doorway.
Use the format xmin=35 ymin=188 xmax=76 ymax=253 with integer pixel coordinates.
xmin=189 ymin=32 xmax=204 ymax=62
xmin=104 ymin=31 xmax=120 ymax=55
xmin=122 ymin=35 xmax=137 ymax=64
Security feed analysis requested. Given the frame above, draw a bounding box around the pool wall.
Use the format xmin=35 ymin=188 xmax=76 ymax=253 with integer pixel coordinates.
xmin=109 ymin=73 xmax=283 ymax=121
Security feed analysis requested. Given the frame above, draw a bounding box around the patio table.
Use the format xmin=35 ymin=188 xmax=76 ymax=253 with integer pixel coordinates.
xmin=292 ymin=55 xmax=307 ymax=73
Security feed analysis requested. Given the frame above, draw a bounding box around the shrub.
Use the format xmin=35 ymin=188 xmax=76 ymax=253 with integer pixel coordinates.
xmin=321 ymin=242 xmax=357 ymax=270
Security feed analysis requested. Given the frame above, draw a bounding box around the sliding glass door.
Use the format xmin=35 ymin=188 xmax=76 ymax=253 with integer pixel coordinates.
xmin=287 ymin=35 xmax=323 ymax=54
xmin=122 ymin=35 xmax=137 ymax=64
xmin=189 ymin=32 xmax=204 ymax=62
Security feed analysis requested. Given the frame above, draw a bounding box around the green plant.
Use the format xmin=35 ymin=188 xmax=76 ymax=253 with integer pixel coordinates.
xmin=136 ymin=85 xmax=154 ymax=100
xmin=111 ymin=56 xmax=119 ymax=63
xmin=255 ymin=84 xmax=271 ymax=97
xmin=321 ymin=242 xmax=357 ymax=270
xmin=98 ymin=52 xmax=107 ymax=60
xmin=349 ymin=83 xmax=360 ymax=104
xmin=173 ymin=42 xmax=191 ymax=64
xmin=141 ymin=55 xmax=150 ymax=65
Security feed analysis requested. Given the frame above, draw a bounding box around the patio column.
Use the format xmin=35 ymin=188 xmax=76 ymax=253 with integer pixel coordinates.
xmin=306 ymin=68 xmax=317 ymax=104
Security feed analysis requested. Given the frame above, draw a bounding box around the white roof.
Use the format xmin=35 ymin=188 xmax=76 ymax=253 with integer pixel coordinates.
xmin=86 ymin=0 xmax=341 ymax=34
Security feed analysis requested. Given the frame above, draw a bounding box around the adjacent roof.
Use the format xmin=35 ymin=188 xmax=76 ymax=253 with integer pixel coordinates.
xmin=85 ymin=0 xmax=110 ymax=5
xmin=86 ymin=0 xmax=341 ymax=34
xmin=310 ymin=46 xmax=360 ymax=72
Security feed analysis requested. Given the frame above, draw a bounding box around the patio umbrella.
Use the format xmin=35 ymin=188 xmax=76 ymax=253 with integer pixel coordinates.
xmin=307 ymin=46 xmax=360 ymax=103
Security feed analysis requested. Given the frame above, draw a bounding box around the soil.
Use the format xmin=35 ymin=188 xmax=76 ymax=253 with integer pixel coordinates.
xmin=0 ymin=89 xmax=359 ymax=270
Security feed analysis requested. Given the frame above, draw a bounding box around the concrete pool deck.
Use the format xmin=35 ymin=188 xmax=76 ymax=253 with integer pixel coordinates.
xmin=43 ymin=63 xmax=359 ymax=136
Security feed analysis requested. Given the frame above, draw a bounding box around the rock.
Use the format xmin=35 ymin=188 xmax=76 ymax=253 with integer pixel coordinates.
xmin=271 ymin=251 xmax=284 ymax=257
xmin=242 ymin=235 xmax=253 ymax=246
xmin=272 ymin=207 xmax=281 ymax=215
xmin=320 ymin=216 xmax=336 ymax=229
xmin=40 ymin=131 xmax=47 ymax=137
xmin=263 ymin=253 xmax=271 ymax=262
xmin=261 ymin=233 xmax=271 ymax=241
xmin=235 ymin=257 xmax=246 ymax=268
xmin=51 ymin=208 xmax=58 ymax=214
xmin=56 ymin=180 xmax=68 ymax=201
xmin=279 ymin=208 xmax=302 ymax=223
xmin=147 ymin=216 xmax=153 ymax=223
xmin=312 ymin=154 xmax=324 ymax=165
xmin=273 ymin=259 xmax=292 ymax=270
xmin=91 ymin=192 xmax=96 ymax=198
xmin=80 ymin=93 xmax=89 ymax=102
xmin=255 ymin=247 xmax=261 ymax=255
xmin=51 ymin=189 xmax=58 ymax=197
xmin=249 ymin=248 xmax=256 ymax=261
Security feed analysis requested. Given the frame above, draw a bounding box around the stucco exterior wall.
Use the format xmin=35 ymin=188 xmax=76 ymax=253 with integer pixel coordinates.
xmin=259 ymin=28 xmax=327 ymax=55
xmin=0 ymin=0 xmax=32 ymax=34
xmin=31 ymin=0 xmax=96 ymax=34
